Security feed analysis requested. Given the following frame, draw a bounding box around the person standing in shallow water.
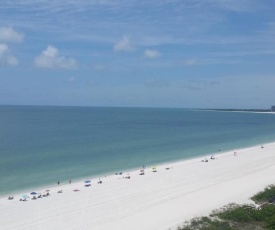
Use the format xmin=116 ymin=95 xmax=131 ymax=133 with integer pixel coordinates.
xmin=58 ymin=181 xmax=60 ymax=186
xmin=69 ymin=180 xmax=71 ymax=184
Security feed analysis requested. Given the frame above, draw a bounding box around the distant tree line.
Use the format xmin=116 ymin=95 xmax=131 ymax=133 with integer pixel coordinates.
xmin=199 ymin=109 xmax=271 ymax=112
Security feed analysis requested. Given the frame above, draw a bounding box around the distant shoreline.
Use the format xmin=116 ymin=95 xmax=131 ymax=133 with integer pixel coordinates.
xmin=195 ymin=108 xmax=274 ymax=113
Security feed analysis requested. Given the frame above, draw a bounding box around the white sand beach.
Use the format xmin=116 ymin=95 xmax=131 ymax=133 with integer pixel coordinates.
xmin=1 ymin=142 xmax=275 ymax=230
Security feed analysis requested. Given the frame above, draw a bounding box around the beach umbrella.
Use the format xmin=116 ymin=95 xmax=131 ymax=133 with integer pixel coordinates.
xmin=30 ymin=192 xmax=37 ymax=195
xmin=22 ymin=194 xmax=28 ymax=199
xmin=84 ymin=180 xmax=91 ymax=183
xmin=152 ymin=167 xmax=156 ymax=170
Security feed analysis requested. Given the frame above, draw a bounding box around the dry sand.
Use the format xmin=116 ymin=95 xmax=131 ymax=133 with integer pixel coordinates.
xmin=1 ymin=142 xmax=275 ymax=230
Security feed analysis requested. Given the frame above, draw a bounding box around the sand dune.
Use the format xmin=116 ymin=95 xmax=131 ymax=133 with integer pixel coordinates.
xmin=1 ymin=142 xmax=275 ymax=230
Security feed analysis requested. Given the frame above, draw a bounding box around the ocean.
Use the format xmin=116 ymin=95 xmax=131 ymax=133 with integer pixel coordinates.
xmin=1 ymin=105 xmax=275 ymax=196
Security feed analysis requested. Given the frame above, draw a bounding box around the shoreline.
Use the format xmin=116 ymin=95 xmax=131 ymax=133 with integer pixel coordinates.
xmin=1 ymin=141 xmax=275 ymax=229
xmin=1 ymin=141 xmax=272 ymax=199
xmin=1 ymin=141 xmax=270 ymax=199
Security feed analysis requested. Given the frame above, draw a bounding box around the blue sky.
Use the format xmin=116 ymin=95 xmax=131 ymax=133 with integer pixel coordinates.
xmin=0 ymin=0 xmax=275 ymax=109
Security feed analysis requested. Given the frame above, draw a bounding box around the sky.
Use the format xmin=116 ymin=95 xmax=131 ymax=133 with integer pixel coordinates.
xmin=0 ymin=0 xmax=275 ymax=109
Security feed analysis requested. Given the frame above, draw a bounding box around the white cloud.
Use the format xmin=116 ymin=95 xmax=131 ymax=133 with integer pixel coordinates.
xmin=68 ymin=77 xmax=75 ymax=82
xmin=0 ymin=27 xmax=24 ymax=43
xmin=183 ymin=57 xmax=241 ymax=66
xmin=145 ymin=79 xmax=169 ymax=88
xmin=93 ymin=64 xmax=107 ymax=71
xmin=185 ymin=58 xmax=198 ymax=66
xmin=0 ymin=43 xmax=18 ymax=66
xmin=34 ymin=45 xmax=77 ymax=69
xmin=144 ymin=49 xmax=161 ymax=58
xmin=113 ymin=36 xmax=135 ymax=52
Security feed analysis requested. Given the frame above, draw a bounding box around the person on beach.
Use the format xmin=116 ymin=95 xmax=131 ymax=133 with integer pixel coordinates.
xmin=234 ymin=152 xmax=237 ymax=156
xmin=58 ymin=181 xmax=60 ymax=185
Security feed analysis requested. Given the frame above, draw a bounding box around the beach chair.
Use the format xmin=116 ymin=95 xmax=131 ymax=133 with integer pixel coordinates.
xmin=124 ymin=174 xmax=131 ymax=179
xmin=139 ymin=169 xmax=145 ymax=175
xmin=8 ymin=196 xmax=14 ymax=200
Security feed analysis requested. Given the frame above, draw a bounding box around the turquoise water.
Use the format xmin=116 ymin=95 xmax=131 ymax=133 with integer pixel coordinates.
xmin=1 ymin=105 xmax=275 ymax=196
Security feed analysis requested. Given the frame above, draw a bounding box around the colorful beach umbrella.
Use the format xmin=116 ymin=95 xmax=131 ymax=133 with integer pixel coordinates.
xmin=84 ymin=180 xmax=91 ymax=183
xmin=30 ymin=192 xmax=37 ymax=195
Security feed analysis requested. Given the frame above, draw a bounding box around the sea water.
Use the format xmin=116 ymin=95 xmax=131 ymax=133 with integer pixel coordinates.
xmin=1 ymin=105 xmax=275 ymax=196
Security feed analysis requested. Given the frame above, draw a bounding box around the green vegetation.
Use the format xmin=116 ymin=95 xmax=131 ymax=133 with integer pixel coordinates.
xmin=252 ymin=185 xmax=275 ymax=204
xmin=178 ymin=216 xmax=233 ymax=230
xmin=177 ymin=185 xmax=275 ymax=230
xmin=178 ymin=204 xmax=275 ymax=230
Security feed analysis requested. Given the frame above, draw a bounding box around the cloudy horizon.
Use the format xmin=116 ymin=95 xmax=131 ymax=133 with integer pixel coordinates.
xmin=1 ymin=0 xmax=275 ymax=109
